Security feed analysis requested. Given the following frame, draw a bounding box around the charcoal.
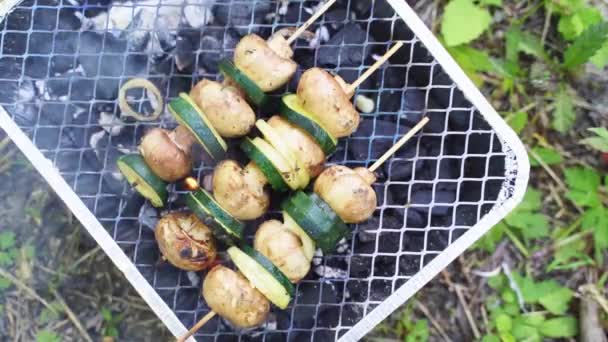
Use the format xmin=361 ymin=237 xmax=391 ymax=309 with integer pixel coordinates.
xmin=69 ymin=78 xmax=96 ymax=101
xmin=406 ymin=209 xmax=427 ymax=228
xmin=28 ymin=32 xmax=54 ymax=54
xmin=197 ymin=28 xmax=241 ymax=73
xmin=351 ymin=0 xmax=373 ymax=17
xmin=175 ymin=34 xmax=196 ymax=72
xmin=318 ymin=305 xmax=340 ymax=328
xmin=32 ymin=7 xmax=58 ymax=30
xmin=2 ymin=32 xmax=27 ymax=55
xmin=139 ymin=202 xmax=160 ymax=231
xmin=317 ymin=23 xmax=374 ymax=67
xmin=24 ymin=56 xmax=49 ymax=79
xmin=280 ymin=2 xmax=313 ymax=25
xmin=369 ymin=279 xmax=392 ymax=301
xmin=49 ymin=56 xmax=76 ymax=76
xmin=46 ymin=77 xmax=71 ymax=98
xmin=349 ymin=119 xmax=412 ymax=160
xmin=214 ymin=0 xmax=273 ymax=35
xmin=58 ymin=7 xmax=82 ymax=30
xmin=5 ymin=8 xmax=32 ymax=31
xmin=78 ymin=32 xmax=130 ymax=77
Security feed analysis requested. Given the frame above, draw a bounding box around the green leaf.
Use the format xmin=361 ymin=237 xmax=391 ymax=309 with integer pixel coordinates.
xmin=488 ymin=274 xmax=506 ymax=290
xmin=506 ymin=27 xmax=546 ymax=61
xmin=558 ymin=7 xmax=602 ymax=40
xmin=563 ymin=21 xmax=608 ymax=70
xmin=481 ymin=334 xmax=500 ymax=342
xmin=539 ymin=316 xmax=578 ymax=338
xmin=520 ymin=312 xmax=546 ymax=327
xmin=480 ymin=0 xmax=502 ymax=5
xmin=581 ymin=206 xmax=608 ymax=253
xmin=512 ymin=318 xmax=540 ymax=341
xmin=0 ymin=231 xmax=16 ymax=250
xmin=506 ymin=112 xmax=528 ymax=134
xmin=505 ymin=212 xmax=549 ymax=239
xmin=495 ymin=313 xmax=513 ymax=333
xmin=580 ymin=127 xmax=608 ymax=152
xmin=447 ymin=44 xmax=494 ymax=85
xmin=538 ymin=287 xmax=573 ymax=314
xmin=475 ymin=222 xmax=506 ymax=252
xmin=552 ymin=86 xmax=576 ymax=133
xmin=513 ymin=275 xmax=562 ymax=304
xmin=405 ymin=319 xmax=430 ymax=342
xmin=0 ymin=252 xmax=14 ymax=267
xmin=564 ymin=167 xmax=601 ymax=207
xmin=0 ymin=276 xmax=11 ymax=290
xmin=517 ymin=188 xmax=542 ymax=212
xmin=36 ymin=330 xmax=61 ymax=342
xmin=529 ymin=147 xmax=563 ymax=166
xmin=591 ymin=41 xmax=608 ymax=68
xmin=441 ymin=0 xmax=492 ymax=46
xmin=101 ymin=307 xmax=113 ymax=322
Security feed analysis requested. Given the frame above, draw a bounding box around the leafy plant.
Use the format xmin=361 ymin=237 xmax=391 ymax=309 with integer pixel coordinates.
xmin=36 ymin=330 xmax=61 ymax=342
xmin=0 ymin=231 xmax=17 ymax=268
xmin=441 ymin=0 xmax=493 ymax=47
xmin=529 ymin=146 xmax=563 ymax=166
xmin=101 ymin=308 xmax=124 ymax=339
xmin=482 ymin=272 xmax=578 ymax=341
xmin=580 ymin=127 xmax=608 ymax=152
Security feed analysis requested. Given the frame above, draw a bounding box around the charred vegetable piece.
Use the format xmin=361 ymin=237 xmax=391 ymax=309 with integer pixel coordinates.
xmin=228 ymin=245 xmax=294 ymax=309
xmin=281 ymin=191 xmax=349 ymax=254
xmin=203 ymin=265 xmax=270 ymax=328
xmin=168 ymin=93 xmax=227 ymax=160
xmin=255 ymin=120 xmax=310 ymax=188
xmin=185 ymin=189 xmax=244 ymax=245
xmin=280 ymin=94 xmax=337 ymax=155
xmin=117 ymin=154 xmax=168 ymax=207
xmin=240 ymin=138 xmax=289 ymax=192
xmin=155 ymin=212 xmax=217 ymax=271
xmin=219 ymin=59 xmax=270 ymax=108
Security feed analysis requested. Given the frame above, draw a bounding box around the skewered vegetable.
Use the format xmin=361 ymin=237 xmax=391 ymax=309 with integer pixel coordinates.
xmin=254 ymin=220 xmax=311 ymax=283
xmin=155 ymin=212 xmax=217 ymax=271
xmin=139 ymin=126 xmax=195 ymax=182
xmin=228 ymin=246 xmax=295 ymax=310
xmin=168 ymin=93 xmax=227 ymax=160
xmin=297 ymin=68 xmax=360 ymax=138
xmin=212 ymin=160 xmax=270 ymax=221
xmin=185 ymin=189 xmax=245 ymax=246
xmin=116 ymin=154 xmax=168 ymax=207
xmin=219 ymin=59 xmax=270 ymax=108
xmin=203 ymin=265 xmax=270 ymax=328
xmin=234 ymin=34 xmax=297 ymax=92
xmin=240 ymin=137 xmax=299 ymax=191
xmin=313 ymin=165 xmax=377 ymax=223
xmin=267 ymin=115 xmax=326 ymax=178
xmin=189 ymin=79 xmax=255 ymax=138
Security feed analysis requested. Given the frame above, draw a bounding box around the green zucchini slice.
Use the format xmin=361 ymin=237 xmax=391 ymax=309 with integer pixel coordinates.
xmin=117 ymin=154 xmax=168 ymax=208
xmin=281 ymin=191 xmax=349 ymax=253
xmin=255 ymin=119 xmax=310 ymax=189
xmin=168 ymin=93 xmax=227 ymax=160
xmin=283 ymin=212 xmax=316 ymax=262
xmin=185 ymin=189 xmax=244 ymax=245
xmin=228 ymin=245 xmax=294 ymax=309
xmin=219 ymin=59 xmax=270 ymax=108
xmin=279 ymin=94 xmax=337 ymax=155
xmin=241 ymin=137 xmax=290 ymax=192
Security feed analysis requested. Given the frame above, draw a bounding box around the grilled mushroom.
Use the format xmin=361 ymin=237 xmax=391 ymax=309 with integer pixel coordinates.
xmin=267 ymin=115 xmax=325 ymax=177
xmin=297 ymin=68 xmax=360 ymax=138
xmin=212 ymin=160 xmax=270 ymax=220
xmin=313 ymin=166 xmax=377 ymax=223
xmin=254 ymin=220 xmax=311 ymax=283
xmin=234 ymin=34 xmax=297 ymax=92
xmin=139 ymin=126 xmax=195 ymax=182
xmin=189 ymin=79 xmax=255 ymax=138
xmin=203 ymin=265 xmax=270 ymax=328
xmin=155 ymin=212 xmax=217 ymax=271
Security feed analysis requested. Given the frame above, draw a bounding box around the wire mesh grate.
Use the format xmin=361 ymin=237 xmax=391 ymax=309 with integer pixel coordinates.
xmin=0 ymin=0 xmax=524 ymax=340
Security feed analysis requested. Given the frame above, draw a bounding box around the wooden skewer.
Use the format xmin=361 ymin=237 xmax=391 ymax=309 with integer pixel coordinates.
xmin=176 ymin=311 xmax=217 ymax=342
xmin=345 ymin=41 xmax=404 ymax=95
xmin=368 ymin=116 xmax=430 ymax=173
xmin=286 ymin=0 xmax=338 ymax=45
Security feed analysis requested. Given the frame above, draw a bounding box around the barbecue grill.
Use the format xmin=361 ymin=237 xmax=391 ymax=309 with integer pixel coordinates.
xmin=0 ymin=0 xmax=529 ymax=341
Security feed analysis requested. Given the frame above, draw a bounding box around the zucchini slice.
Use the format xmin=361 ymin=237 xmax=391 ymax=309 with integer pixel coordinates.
xmin=185 ymin=189 xmax=244 ymax=245
xmin=241 ymin=138 xmax=290 ymax=192
xmin=228 ymin=245 xmax=294 ymax=309
xmin=117 ymin=154 xmax=168 ymax=207
xmin=283 ymin=212 xmax=316 ymax=262
xmin=279 ymin=94 xmax=337 ymax=155
xmin=219 ymin=59 xmax=270 ymax=108
xmin=168 ymin=93 xmax=227 ymax=160
xmin=255 ymin=119 xmax=310 ymax=189
xmin=281 ymin=191 xmax=349 ymax=253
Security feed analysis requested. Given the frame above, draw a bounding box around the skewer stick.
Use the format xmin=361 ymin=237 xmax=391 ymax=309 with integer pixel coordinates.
xmin=286 ymin=0 xmax=337 ymax=45
xmin=368 ymin=116 xmax=430 ymax=173
xmin=176 ymin=311 xmax=217 ymax=342
xmin=345 ymin=41 xmax=404 ymax=95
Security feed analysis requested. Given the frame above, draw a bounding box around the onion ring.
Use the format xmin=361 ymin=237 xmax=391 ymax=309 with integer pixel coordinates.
xmin=118 ymin=78 xmax=164 ymax=122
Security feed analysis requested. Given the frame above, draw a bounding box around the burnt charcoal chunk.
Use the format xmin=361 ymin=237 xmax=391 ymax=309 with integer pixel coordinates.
xmin=32 ymin=7 xmax=58 ymax=30
xmin=214 ymin=0 xmax=273 ymax=35
xmin=406 ymin=209 xmax=427 ymax=228
xmin=197 ymin=35 xmax=221 ymax=72
xmin=280 ymin=2 xmax=312 ymax=25
xmin=24 ymin=56 xmax=49 ymax=78
xmin=50 ymin=56 xmax=76 ymax=75
xmin=350 ymin=119 xmax=410 ymax=160
xmin=53 ymin=32 xmax=78 ymax=54
xmin=69 ymin=78 xmax=96 ymax=101
xmin=318 ymin=305 xmax=340 ymax=328
xmin=139 ymin=202 xmax=160 ymax=231
xmin=352 ymin=0 xmax=373 ymax=17
xmin=47 ymin=77 xmax=71 ymax=98
xmin=6 ymin=8 xmax=32 ymax=31
xmin=175 ymin=34 xmax=197 ymax=72
xmin=78 ymin=32 xmax=130 ymax=77
xmin=28 ymin=32 xmax=54 ymax=54
xmin=318 ymin=23 xmax=375 ymax=67
xmin=2 ymin=32 xmax=28 ymax=55
xmin=58 ymin=8 xmax=82 ymax=30
xmin=95 ymin=78 xmax=121 ymax=100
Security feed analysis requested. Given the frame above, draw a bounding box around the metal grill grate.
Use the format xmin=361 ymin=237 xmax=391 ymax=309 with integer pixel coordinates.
xmin=0 ymin=0 xmax=529 ymax=341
